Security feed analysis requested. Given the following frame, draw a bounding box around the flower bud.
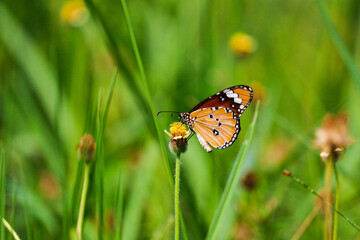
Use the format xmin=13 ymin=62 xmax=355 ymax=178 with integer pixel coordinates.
xmin=165 ymin=122 xmax=191 ymax=154
xmin=77 ymin=134 xmax=96 ymax=163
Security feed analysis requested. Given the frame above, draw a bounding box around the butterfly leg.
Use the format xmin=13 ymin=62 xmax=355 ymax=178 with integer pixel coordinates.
xmin=186 ymin=129 xmax=195 ymax=142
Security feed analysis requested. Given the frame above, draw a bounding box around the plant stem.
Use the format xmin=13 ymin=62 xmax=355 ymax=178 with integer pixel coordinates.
xmin=2 ymin=218 xmax=21 ymax=240
xmin=324 ymin=159 xmax=333 ymax=240
xmin=333 ymin=161 xmax=339 ymax=240
xmin=0 ymin=150 xmax=5 ymax=240
xmin=76 ymin=164 xmax=90 ymax=240
xmin=291 ymin=207 xmax=320 ymax=240
xmin=284 ymin=170 xmax=360 ymax=232
xmin=174 ymin=153 xmax=181 ymax=240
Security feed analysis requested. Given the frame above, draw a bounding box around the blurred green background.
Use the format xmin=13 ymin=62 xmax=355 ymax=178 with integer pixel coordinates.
xmin=0 ymin=0 xmax=360 ymax=239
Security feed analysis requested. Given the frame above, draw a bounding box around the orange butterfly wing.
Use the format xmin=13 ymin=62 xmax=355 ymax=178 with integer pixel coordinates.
xmin=190 ymin=107 xmax=240 ymax=152
xmin=190 ymin=85 xmax=253 ymax=117
xmin=180 ymin=85 xmax=253 ymax=152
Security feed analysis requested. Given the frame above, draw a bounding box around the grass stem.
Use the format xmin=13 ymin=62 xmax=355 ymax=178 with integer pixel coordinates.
xmin=324 ymin=159 xmax=333 ymax=240
xmin=284 ymin=170 xmax=360 ymax=232
xmin=333 ymin=162 xmax=340 ymax=240
xmin=0 ymin=151 xmax=5 ymax=240
xmin=118 ymin=0 xmax=188 ymax=238
xmin=76 ymin=164 xmax=90 ymax=240
xmin=174 ymin=153 xmax=181 ymax=240
xmin=291 ymin=207 xmax=320 ymax=240
xmin=2 ymin=218 xmax=20 ymax=240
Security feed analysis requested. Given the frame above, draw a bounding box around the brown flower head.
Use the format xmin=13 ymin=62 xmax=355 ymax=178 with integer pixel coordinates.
xmin=241 ymin=172 xmax=258 ymax=191
xmin=77 ymin=133 xmax=96 ymax=163
xmin=165 ymin=122 xmax=191 ymax=154
xmin=313 ymin=113 xmax=354 ymax=162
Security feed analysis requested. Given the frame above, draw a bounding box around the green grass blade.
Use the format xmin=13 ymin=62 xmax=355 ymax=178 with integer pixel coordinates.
xmin=0 ymin=4 xmax=59 ymax=122
xmin=114 ymin=171 xmax=125 ymax=240
xmin=118 ymin=0 xmax=174 ymax=186
xmin=0 ymin=150 xmax=6 ymax=240
xmin=70 ymin=159 xmax=85 ymax=225
xmin=2 ymin=219 xmax=20 ymax=240
xmin=121 ymin=142 xmax=159 ymax=240
xmin=206 ymin=101 xmax=260 ymax=240
xmin=19 ymin=162 xmax=32 ymax=240
xmin=10 ymin=181 xmax=17 ymax=240
xmin=95 ymin=148 xmax=104 ymax=240
xmin=83 ymin=0 xmax=151 ymax=122
xmin=315 ymin=0 xmax=360 ymax=90
xmin=95 ymin=70 xmax=118 ymax=240
xmin=118 ymin=0 xmax=189 ymax=237
xmin=275 ymin=116 xmax=318 ymax=153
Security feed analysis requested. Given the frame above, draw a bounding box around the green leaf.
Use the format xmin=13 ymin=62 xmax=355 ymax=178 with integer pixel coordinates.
xmin=206 ymin=101 xmax=260 ymax=240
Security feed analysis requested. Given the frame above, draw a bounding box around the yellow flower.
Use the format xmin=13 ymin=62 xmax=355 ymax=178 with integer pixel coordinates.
xmin=60 ymin=0 xmax=89 ymax=27
xmin=229 ymin=32 xmax=257 ymax=57
xmin=313 ymin=113 xmax=354 ymax=161
xmin=77 ymin=133 xmax=96 ymax=163
xmin=165 ymin=122 xmax=191 ymax=154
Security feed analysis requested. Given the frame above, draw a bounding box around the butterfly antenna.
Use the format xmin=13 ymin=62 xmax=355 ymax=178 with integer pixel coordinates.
xmin=157 ymin=111 xmax=180 ymax=117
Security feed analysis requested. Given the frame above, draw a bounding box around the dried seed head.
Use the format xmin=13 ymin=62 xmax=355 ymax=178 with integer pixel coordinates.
xmin=78 ymin=133 xmax=96 ymax=163
xmin=313 ymin=113 xmax=354 ymax=162
xmin=241 ymin=172 xmax=258 ymax=191
xmin=165 ymin=122 xmax=191 ymax=154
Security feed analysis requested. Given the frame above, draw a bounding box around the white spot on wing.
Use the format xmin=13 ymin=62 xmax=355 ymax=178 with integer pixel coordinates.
xmin=234 ymin=98 xmax=242 ymax=104
xmin=240 ymin=105 xmax=245 ymax=109
xmin=226 ymin=92 xmax=238 ymax=98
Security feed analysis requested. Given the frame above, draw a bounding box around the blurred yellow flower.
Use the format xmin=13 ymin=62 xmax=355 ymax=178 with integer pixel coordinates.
xmin=229 ymin=32 xmax=257 ymax=57
xmin=60 ymin=0 xmax=89 ymax=27
xmin=165 ymin=122 xmax=191 ymax=154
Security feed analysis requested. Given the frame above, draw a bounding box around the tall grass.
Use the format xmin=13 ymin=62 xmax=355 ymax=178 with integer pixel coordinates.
xmin=1 ymin=0 xmax=360 ymax=239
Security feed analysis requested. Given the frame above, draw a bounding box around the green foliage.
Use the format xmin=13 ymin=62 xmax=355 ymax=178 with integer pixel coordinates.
xmin=1 ymin=0 xmax=360 ymax=239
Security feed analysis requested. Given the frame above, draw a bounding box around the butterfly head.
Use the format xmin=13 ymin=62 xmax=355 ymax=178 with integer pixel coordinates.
xmin=178 ymin=112 xmax=194 ymax=128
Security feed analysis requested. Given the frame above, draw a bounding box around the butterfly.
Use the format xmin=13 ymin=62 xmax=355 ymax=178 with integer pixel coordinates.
xmin=177 ymin=85 xmax=253 ymax=152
